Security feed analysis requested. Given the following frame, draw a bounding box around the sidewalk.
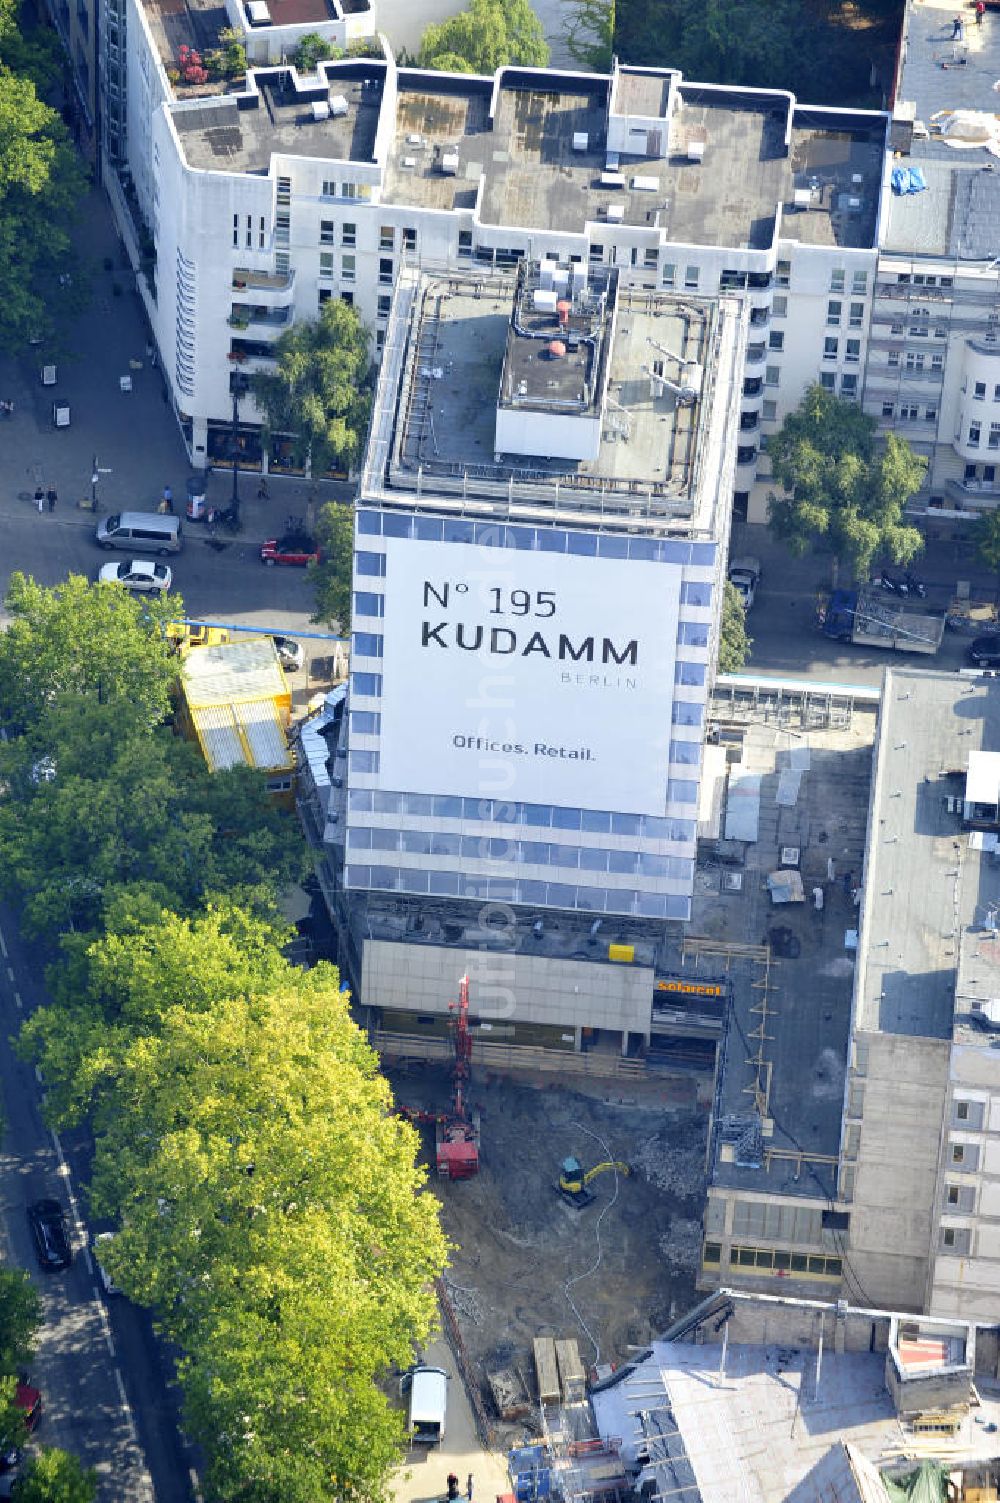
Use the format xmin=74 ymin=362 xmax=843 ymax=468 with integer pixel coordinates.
xmin=0 ymin=187 xmax=353 ymax=550
xmin=391 ymin=1338 xmax=510 ymax=1503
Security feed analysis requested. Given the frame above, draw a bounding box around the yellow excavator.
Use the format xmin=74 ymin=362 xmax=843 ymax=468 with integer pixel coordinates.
xmin=557 ymin=1155 xmax=630 ymax=1208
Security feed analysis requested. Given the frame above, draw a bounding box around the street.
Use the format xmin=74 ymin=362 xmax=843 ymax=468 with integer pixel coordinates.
xmin=0 ymin=902 xmax=192 ymax=1502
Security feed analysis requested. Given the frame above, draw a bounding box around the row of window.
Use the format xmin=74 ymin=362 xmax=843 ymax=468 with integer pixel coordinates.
xmin=826 ymin=299 xmax=866 ymax=328
xmin=347 ymin=749 xmax=700 ymax=802
xmin=882 ymin=402 xmax=937 ymax=424
xmin=349 ymin=630 xmax=708 ymax=688
xmin=345 ymin=827 xmax=695 ymax=879
xmin=351 ymin=592 xmax=710 ymax=648
xmin=354 ymin=553 xmax=713 ymax=604
xmin=822 ymin=336 xmax=862 ymax=363
xmin=885 ymin=351 xmax=944 ymax=373
xmin=355 ymin=510 xmax=718 ymax=567
xmin=345 ymin=787 xmax=697 ymax=841
xmin=664 ymin=266 xmax=868 ymax=296
xmin=970 ymin=381 xmax=1000 ymax=402
xmin=232 ymin=213 xmax=266 ymax=251
xmin=343 ymin=865 xmax=692 ymax=918
xmin=963 ymin=421 xmax=1000 ymax=449
xmin=702 ymin=1244 xmax=843 ymax=1278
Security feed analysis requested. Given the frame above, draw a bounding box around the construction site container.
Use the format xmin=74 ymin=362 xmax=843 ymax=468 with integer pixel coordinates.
xmin=533 ymin=1337 xmax=561 ymax=1404
xmin=555 ymin=1338 xmax=586 ymax=1402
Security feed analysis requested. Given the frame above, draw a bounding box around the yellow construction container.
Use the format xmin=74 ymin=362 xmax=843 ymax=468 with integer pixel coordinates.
xmin=176 ymin=638 xmax=294 ymax=801
xmin=608 ymin=943 xmax=635 ymax=963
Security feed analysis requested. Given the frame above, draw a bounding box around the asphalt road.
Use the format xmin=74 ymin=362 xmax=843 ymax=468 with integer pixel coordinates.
xmin=731 ymin=523 xmax=997 ymax=687
xmin=0 ymin=902 xmax=194 ymax=1502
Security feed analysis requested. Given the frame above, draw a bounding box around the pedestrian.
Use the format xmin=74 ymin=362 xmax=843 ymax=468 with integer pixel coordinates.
xmin=976 ymin=1 xmax=985 ymax=24
xmin=162 ymin=484 xmax=173 ymax=513
xmin=446 ymin=1476 xmax=460 ymax=1501
xmin=33 ymin=486 xmax=44 ymax=510
xmin=467 ymin=1475 xmax=474 ymax=1500
xmin=842 ymin=870 xmax=853 ymax=899
xmin=207 ymin=506 xmax=217 ymax=536
xmin=952 ymin=13 xmax=964 ymax=37
xmin=257 ymin=477 xmax=269 ymax=500
xmin=46 ymin=487 xmax=57 ymax=513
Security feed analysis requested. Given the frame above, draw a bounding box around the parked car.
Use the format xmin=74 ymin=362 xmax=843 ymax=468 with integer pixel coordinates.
xmin=0 ymin=1383 xmax=42 ymax=1474
xmin=92 ymin=1232 xmax=121 ymax=1297
xmin=98 ymin=559 xmax=172 ymax=595
xmin=270 ymin=635 xmax=304 ymax=672
xmin=260 ymin=527 xmax=320 ymax=568
xmin=968 ymin=636 xmax=1000 ymax=669
xmin=727 ymin=555 xmax=761 ymax=610
xmin=27 ymin=1200 xmax=72 ymax=1271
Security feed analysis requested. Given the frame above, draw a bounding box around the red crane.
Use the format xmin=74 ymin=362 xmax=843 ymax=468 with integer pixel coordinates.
xmin=399 ymin=975 xmax=480 ymax=1181
xmin=435 ymin=974 xmax=480 ymax=1180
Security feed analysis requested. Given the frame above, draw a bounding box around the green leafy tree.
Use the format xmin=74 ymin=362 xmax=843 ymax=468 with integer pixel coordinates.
xmin=973 ymin=507 xmax=1000 ymax=596
xmin=766 ymin=384 xmax=925 ymax=584
xmin=22 ymin=904 xmax=448 ymax=1503
xmin=0 ymin=1376 xmax=29 ymax=1465
xmin=417 ymin=0 xmax=549 ymax=72
xmin=293 ymin=32 xmax=339 ymax=70
xmin=311 ymin=502 xmax=354 ymax=629
xmin=0 ymin=574 xmax=180 ymax=736
xmin=0 ymin=1269 xmax=41 ymax=1375
xmin=250 ymin=299 xmax=372 ymax=478
xmin=612 ymin=0 xmax=892 ymax=107
xmin=0 ymin=701 xmax=304 ymax=938
xmin=718 ymin=580 xmax=751 ymax=672
xmin=6 ymin=1447 xmax=97 ymax=1503
xmin=563 ymin=0 xmax=613 ymax=71
xmin=0 ymin=0 xmax=88 ymax=352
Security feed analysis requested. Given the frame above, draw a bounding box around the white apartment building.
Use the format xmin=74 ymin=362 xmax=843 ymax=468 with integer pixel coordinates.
xmin=865 ymin=0 xmax=1000 ymax=530
xmin=100 ymin=0 xmax=892 ymax=514
xmin=299 ymin=254 xmax=746 ymax=1052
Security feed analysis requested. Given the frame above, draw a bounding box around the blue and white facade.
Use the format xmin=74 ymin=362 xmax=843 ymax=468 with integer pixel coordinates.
xmin=344 ymin=512 xmax=718 ymax=923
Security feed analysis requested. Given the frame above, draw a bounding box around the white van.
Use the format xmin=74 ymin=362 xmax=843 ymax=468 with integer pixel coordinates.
xmin=96 ymin=512 xmax=183 ymax=556
xmin=402 ymin=1365 xmax=447 ymax=1446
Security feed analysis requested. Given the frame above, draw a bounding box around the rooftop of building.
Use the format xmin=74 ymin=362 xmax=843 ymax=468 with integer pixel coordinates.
xmin=498 ymin=261 xmax=615 ymax=417
xmin=855 ymin=668 xmax=1000 ymax=1042
xmin=692 ymin=686 xmax=877 ymax=1201
xmin=884 ymin=0 xmax=1000 ymax=259
xmin=171 ymin=65 xmax=383 ymax=172
xmin=381 ymin=69 xmax=885 ymax=250
xmin=590 ymin=1289 xmax=1000 ymax=1503
xmin=366 ymin=262 xmax=735 ymax=534
xmin=181 ymin=635 xmax=289 ymax=704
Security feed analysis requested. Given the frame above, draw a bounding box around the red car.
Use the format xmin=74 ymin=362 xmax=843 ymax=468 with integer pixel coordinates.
xmin=259 ymin=528 xmax=320 ymax=567
xmin=0 ymin=1384 xmax=41 ymax=1472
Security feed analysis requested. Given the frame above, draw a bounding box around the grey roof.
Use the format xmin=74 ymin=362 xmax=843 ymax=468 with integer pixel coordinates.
xmin=173 ymin=72 xmax=382 ymax=171
xmin=856 ymin=669 xmax=1000 ymax=1039
xmin=886 ymin=0 xmax=1000 ymax=261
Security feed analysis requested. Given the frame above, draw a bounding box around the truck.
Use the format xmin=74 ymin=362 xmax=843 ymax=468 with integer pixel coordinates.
xmin=401 ymin=1365 xmax=448 ymax=1446
xmin=818 ymin=586 xmax=946 ymax=655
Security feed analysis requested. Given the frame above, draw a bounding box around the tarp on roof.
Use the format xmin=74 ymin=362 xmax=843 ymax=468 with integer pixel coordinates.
xmin=882 ymin=1461 xmax=948 ymax=1503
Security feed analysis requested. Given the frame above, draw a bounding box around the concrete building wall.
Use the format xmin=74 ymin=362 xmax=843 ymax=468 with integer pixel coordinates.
xmin=360 ymin=936 xmax=656 ymax=1038
xmin=926 ymin=1044 xmax=1000 ymax=1321
xmin=843 ymin=1030 xmax=950 ymax=1312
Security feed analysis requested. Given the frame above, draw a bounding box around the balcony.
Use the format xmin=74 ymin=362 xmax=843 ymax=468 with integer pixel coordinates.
xmin=229 ymin=304 xmax=291 ymax=339
xmin=743 ymin=376 xmax=763 ymax=397
xmin=231 ymin=268 xmax=295 ymax=306
xmin=736 ymin=445 xmax=758 ymax=467
xmin=745 ymin=342 xmax=767 ymax=365
xmin=946 ymin=477 xmax=1000 ymax=504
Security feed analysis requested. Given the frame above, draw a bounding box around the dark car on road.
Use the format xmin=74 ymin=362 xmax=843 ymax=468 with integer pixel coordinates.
xmin=27 ymin=1200 xmax=72 ymax=1271
xmin=968 ymin=636 xmax=1000 ymax=669
xmin=260 ymin=526 xmax=320 ymax=568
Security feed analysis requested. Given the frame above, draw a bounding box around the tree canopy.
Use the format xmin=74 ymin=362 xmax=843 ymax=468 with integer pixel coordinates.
xmin=973 ymin=507 xmax=1000 ymax=582
xmin=8 ymin=1448 xmax=97 ymax=1503
xmin=0 ymin=0 xmax=88 ymax=352
xmin=417 ymin=0 xmax=549 ymax=72
xmin=22 ymin=904 xmax=448 ymax=1503
xmin=718 ymin=580 xmax=751 ymax=673
xmin=250 ymin=298 xmax=372 ymax=478
xmin=311 ymin=502 xmax=354 ymax=630
xmin=613 ymin=0 xmax=899 ymax=107
xmin=0 ymin=572 xmax=180 ymax=735
xmin=766 ymin=384 xmax=925 ymax=583
xmin=562 ymin=0 xmax=613 ymax=71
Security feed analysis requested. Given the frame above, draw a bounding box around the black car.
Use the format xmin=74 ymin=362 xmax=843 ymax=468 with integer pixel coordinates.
xmin=27 ymin=1199 xmax=72 ymax=1271
xmin=968 ymin=636 xmax=1000 ymax=669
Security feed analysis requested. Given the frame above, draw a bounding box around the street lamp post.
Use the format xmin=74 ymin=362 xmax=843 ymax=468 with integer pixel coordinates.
xmin=231 ymin=372 xmax=249 ymax=521
xmin=91 ymin=454 xmax=112 ymax=511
